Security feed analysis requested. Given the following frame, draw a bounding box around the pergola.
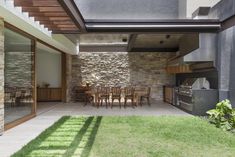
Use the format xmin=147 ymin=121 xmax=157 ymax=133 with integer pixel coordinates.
xmin=13 ymin=0 xmax=226 ymax=34
xmin=14 ymin=0 xmax=86 ymax=33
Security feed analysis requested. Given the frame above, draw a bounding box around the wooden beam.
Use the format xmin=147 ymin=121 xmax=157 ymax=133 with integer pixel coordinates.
xmin=14 ymin=0 xmax=60 ymax=7
xmin=34 ymin=16 xmax=72 ymax=21
xmin=22 ymin=7 xmax=65 ymax=12
xmin=53 ymin=21 xmax=75 ymax=25
xmin=58 ymin=0 xmax=86 ymax=32
xmin=127 ymin=34 xmax=138 ymax=52
xmin=29 ymin=12 xmax=68 ymax=17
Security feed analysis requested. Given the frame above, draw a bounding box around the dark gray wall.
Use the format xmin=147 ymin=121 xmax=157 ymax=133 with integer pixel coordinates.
xmin=209 ymin=0 xmax=235 ymax=107
xmin=229 ymin=28 xmax=235 ymax=106
xmin=75 ymin=0 xmax=179 ymax=20
xmin=209 ymin=0 xmax=235 ymax=21
xmin=217 ymin=27 xmax=233 ymax=102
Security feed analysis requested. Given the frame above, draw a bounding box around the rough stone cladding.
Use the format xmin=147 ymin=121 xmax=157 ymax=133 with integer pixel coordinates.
xmin=0 ymin=19 xmax=4 ymax=135
xmin=68 ymin=52 xmax=175 ymax=101
xmin=4 ymin=51 xmax=33 ymax=88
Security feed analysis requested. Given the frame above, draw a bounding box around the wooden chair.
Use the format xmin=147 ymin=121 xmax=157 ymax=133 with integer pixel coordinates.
xmin=14 ymin=90 xmax=22 ymax=106
xmin=98 ymin=87 xmax=110 ymax=108
xmin=111 ymin=87 xmax=122 ymax=108
xmin=21 ymin=89 xmax=33 ymax=104
xmin=84 ymin=86 xmax=94 ymax=106
xmin=4 ymin=92 xmax=15 ymax=107
xmin=124 ymin=87 xmax=135 ymax=108
xmin=140 ymin=87 xmax=151 ymax=106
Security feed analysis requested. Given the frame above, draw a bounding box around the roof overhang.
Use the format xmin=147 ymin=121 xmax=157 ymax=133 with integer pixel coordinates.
xmin=0 ymin=4 xmax=77 ymax=55
xmin=85 ymin=19 xmax=221 ymax=33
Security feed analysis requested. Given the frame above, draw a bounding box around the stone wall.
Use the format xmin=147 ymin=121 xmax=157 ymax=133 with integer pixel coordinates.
xmin=66 ymin=54 xmax=72 ymax=103
xmin=0 ymin=18 xmax=4 ymax=135
xmin=68 ymin=52 xmax=175 ymax=101
xmin=5 ymin=52 xmax=32 ymax=88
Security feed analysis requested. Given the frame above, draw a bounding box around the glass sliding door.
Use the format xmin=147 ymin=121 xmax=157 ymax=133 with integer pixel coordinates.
xmin=4 ymin=28 xmax=35 ymax=125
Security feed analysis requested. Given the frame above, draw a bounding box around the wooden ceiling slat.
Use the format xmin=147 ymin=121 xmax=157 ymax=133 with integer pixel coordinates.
xmin=57 ymin=25 xmax=77 ymax=28
xmin=13 ymin=0 xmax=81 ymax=33
xmin=54 ymin=28 xmax=78 ymax=31
xmin=29 ymin=12 xmax=68 ymax=17
xmin=58 ymin=0 xmax=86 ymax=32
xmin=14 ymin=0 xmax=60 ymax=7
xmin=22 ymin=7 xmax=65 ymax=12
xmin=34 ymin=17 xmax=72 ymax=21
xmin=52 ymin=30 xmax=81 ymax=34
xmin=53 ymin=21 xmax=75 ymax=25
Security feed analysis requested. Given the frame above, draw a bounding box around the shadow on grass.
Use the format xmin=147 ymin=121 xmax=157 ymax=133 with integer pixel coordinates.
xmin=11 ymin=116 xmax=102 ymax=157
xmin=11 ymin=116 xmax=71 ymax=157
xmin=80 ymin=116 xmax=102 ymax=157
xmin=62 ymin=116 xmax=102 ymax=157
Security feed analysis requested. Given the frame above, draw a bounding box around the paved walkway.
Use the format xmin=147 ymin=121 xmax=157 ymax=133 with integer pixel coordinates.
xmin=0 ymin=101 xmax=189 ymax=157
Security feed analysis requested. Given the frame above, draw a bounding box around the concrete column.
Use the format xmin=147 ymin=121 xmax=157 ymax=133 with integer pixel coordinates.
xmin=217 ymin=27 xmax=233 ymax=102
xmin=229 ymin=27 xmax=235 ymax=107
xmin=65 ymin=54 xmax=72 ymax=102
xmin=0 ymin=18 xmax=4 ymax=135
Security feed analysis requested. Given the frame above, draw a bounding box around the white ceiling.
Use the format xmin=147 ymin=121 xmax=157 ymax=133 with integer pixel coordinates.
xmin=65 ymin=33 xmax=187 ymax=52
xmin=134 ymin=34 xmax=182 ymax=48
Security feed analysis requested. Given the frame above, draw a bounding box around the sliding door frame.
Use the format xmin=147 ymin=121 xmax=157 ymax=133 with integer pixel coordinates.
xmin=4 ymin=22 xmax=67 ymax=130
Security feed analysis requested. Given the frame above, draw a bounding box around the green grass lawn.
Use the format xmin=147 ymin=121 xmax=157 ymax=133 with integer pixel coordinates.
xmin=12 ymin=116 xmax=235 ymax=157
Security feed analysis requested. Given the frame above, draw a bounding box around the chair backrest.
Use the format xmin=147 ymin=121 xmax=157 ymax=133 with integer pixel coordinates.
xmin=99 ymin=87 xmax=110 ymax=95
xmin=111 ymin=87 xmax=121 ymax=96
xmin=15 ymin=90 xmax=22 ymax=97
xmin=5 ymin=92 xmax=11 ymax=101
xmin=124 ymin=87 xmax=135 ymax=96
xmin=24 ymin=89 xmax=32 ymax=97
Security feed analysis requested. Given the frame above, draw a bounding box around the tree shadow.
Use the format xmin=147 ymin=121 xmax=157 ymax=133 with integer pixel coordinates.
xmin=80 ymin=116 xmax=102 ymax=157
xmin=62 ymin=116 xmax=96 ymax=157
xmin=11 ymin=116 xmax=71 ymax=157
xmin=11 ymin=116 xmax=102 ymax=157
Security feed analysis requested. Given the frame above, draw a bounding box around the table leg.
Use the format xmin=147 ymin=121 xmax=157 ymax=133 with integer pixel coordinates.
xmin=134 ymin=94 xmax=139 ymax=106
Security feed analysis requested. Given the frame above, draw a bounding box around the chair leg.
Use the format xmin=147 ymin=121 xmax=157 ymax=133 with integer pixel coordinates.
xmin=131 ymin=98 xmax=135 ymax=108
xmin=124 ymin=98 xmax=127 ymax=108
xmin=111 ymin=99 xmax=114 ymax=108
xmin=84 ymin=95 xmax=88 ymax=106
xmin=119 ymin=98 xmax=121 ymax=108
xmin=97 ymin=99 xmax=100 ymax=108
xmin=105 ymin=99 xmax=108 ymax=108
xmin=100 ymin=99 xmax=103 ymax=106
xmin=147 ymin=97 xmax=151 ymax=106
xmin=140 ymin=97 xmax=143 ymax=106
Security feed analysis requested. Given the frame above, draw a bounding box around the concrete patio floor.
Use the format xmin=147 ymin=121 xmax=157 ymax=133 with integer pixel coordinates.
xmin=0 ymin=101 xmax=189 ymax=157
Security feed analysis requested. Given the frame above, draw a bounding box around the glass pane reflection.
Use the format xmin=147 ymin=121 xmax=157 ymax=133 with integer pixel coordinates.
xmin=4 ymin=28 xmax=34 ymax=124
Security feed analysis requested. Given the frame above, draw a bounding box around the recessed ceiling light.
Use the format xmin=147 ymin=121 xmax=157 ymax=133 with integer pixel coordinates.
xmin=122 ymin=38 xmax=127 ymax=42
xmin=166 ymin=35 xmax=171 ymax=39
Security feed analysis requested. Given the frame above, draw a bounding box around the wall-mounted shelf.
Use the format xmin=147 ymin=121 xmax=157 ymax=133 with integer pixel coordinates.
xmin=166 ymin=65 xmax=192 ymax=74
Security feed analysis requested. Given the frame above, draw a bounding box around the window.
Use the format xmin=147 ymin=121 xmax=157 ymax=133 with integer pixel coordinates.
xmin=4 ymin=28 xmax=35 ymax=124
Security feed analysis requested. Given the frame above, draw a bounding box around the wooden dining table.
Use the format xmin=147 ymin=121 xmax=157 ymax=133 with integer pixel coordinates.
xmin=85 ymin=90 xmax=99 ymax=107
xmin=85 ymin=88 xmax=147 ymax=107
